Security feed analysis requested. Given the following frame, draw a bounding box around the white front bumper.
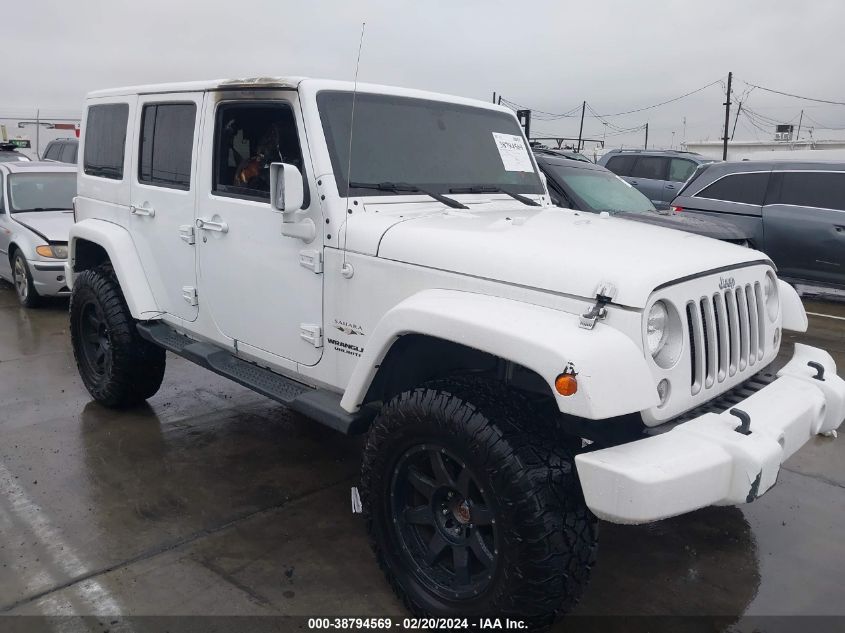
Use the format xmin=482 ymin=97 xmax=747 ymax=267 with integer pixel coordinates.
xmin=575 ymin=344 xmax=845 ymax=524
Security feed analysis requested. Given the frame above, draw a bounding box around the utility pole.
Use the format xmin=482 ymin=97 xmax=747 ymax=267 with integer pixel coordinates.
xmin=644 ymin=123 xmax=649 ymax=149
xmin=671 ymin=131 xmax=675 ymax=149
xmin=602 ymin=121 xmax=608 ymax=145
xmin=722 ymin=71 xmax=732 ymax=160
xmin=576 ymin=101 xmax=586 ymax=152
xmin=795 ymin=109 xmax=804 ymax=142
xmin=731 ymin=101 xmax=743 ymax=140
xmin=493 ymin=91 xmax=496 ymax=104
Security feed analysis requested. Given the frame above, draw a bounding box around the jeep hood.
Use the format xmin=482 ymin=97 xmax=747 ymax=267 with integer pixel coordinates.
xmin=12 ymin=210 xmax=74 ymax=243
xmin=373 ymin=206 xmax=768 ymax=309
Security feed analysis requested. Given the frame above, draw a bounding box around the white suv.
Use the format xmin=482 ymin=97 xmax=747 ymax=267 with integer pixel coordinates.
xmin=66 ymin=77 xmax=845 ymax=626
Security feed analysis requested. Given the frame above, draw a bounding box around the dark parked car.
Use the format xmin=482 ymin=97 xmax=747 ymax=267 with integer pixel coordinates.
xmin=42 ymin=138 xmax=78 ymax=164
xmin=598 ymin=149 xmax=716 ymax=209
xmin=0 ymin=142 xmax=31 ymax=163
xmin=671 ymin=160 xmax=845 ymax=289
xmin=535 ymin=152 xmax=749 ymax=243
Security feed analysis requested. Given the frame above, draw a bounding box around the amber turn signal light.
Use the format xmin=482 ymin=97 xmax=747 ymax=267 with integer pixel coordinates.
xmin=554 ymin=373 xmax=578 ymax=396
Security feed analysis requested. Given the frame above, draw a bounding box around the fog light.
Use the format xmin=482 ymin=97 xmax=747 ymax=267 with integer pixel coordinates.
xmin=555 ymin=373 xmax=578 ymax=396
xmin=657 ymin=379 xmax=670 ymax=406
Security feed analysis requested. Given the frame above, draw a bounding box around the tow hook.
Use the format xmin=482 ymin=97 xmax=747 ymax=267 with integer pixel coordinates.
xmin=807 ymin=361 xmax=825 ymax=381
xmin=730 ymin=408 xmax=752 ymax=436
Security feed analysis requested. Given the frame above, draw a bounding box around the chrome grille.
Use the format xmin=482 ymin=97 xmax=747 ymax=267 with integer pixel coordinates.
xmin=687 ymin=283 xmax=766 ymax=395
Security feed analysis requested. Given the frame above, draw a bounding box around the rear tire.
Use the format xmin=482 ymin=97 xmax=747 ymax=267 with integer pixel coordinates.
xmin=69 ymin=265 xmax=165 ymax=407
xmin=12 ymin=250 xmax=42 ymax=308
xmin=361 ymin=377 xmax=597 ymax=629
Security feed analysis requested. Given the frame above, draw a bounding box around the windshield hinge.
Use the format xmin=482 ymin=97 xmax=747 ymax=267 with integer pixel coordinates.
xmin=579 ymin=282 xmax=617 ymax=330
xmin=299 ymin=249 xmax=323 ymax=274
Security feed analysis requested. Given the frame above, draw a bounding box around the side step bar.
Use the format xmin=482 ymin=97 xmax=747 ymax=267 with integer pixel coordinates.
xmin=136 ymin=322 xmax=375 ymax=435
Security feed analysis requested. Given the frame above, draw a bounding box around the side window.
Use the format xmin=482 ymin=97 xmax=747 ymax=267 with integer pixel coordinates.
xmin=60 ymin=143 xmax=77 ymax=164
xmin=139 ymin=103 xmax=196 ymax=190
xmin=668 ymin=159 xmax=696 ymax=183
xmin=44 ymin=143 xmax=61 ymax=161
xmin=212 ymin=102 xmax=305 ymax=202
xmin=605 ymin=155 xmax=636 ymax=177
xmin=775 ymin=171 xmax=845 ymax=211
xmin=696 ymin=172 xmax=769 ymax=206
xmin=630 ymin=156 xmax=668 ymax=180
xmin=84 ymin=103 xmax=129 ymax=180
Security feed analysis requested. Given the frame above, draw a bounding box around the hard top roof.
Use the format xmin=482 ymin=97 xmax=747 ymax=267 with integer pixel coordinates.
xmin=0 ymin=161 xmax=76 ymax=174
xmin=84 ymin=77 xmax=512 ymax=113
xmin=534 ymin=153 xmax=608 ymax=172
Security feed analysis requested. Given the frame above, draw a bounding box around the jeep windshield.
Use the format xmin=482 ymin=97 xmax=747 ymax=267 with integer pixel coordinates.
xmin=317 ymin=91 xmax=544 ymax=198
xmin=7 ymin=172 xmax=76 ymax=213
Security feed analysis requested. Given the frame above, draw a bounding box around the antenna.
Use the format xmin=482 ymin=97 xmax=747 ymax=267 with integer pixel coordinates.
xmin=341 ymin=22 xmax=366 ymax=277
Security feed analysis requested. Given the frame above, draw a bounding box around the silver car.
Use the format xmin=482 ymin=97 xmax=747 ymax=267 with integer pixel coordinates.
xmin=0 ymin=162 xmax=76 ymax=307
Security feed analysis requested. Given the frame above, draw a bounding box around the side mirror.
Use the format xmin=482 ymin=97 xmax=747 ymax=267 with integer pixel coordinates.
xmin=269 ymin=162 xmax=304 ymax=216
xmin=269 ymin=162 xmax=315 ymax=243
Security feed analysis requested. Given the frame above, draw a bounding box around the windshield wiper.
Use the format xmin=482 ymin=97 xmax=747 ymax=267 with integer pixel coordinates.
xmin=348 ymin=181 xmax=467 ymax=209
xmin=449 ymin=185 xmax=540 ymax=207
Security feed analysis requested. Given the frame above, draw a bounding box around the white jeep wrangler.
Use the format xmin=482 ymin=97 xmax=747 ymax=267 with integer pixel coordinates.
xmin=67 ymin=77 xmax=845 ymax=625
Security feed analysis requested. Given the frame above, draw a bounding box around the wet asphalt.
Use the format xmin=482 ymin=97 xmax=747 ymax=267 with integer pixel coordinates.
xmin=0 ymin=280 xmax=843 ymax=626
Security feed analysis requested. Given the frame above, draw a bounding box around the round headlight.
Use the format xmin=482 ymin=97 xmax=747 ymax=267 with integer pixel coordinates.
xmin=647 ymin=301 xmax=669 ymax=356
xmin=763 ymin=272 xmax=779 ymax=321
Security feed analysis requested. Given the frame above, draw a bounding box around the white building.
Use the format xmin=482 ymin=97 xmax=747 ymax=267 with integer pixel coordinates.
xmin=684 ymin=138 xmax=845 ymax=161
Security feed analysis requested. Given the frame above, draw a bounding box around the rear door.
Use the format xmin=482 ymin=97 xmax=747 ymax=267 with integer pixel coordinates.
xmin=664 ymin=158 xmax=697 ymax=203
xmin=129 ymin=93 xmax=204 ymax=322
xmin=763 ymin=170 xmax=845 ymax=285
xmin=628 ymin=156 xmax=669 ymax=207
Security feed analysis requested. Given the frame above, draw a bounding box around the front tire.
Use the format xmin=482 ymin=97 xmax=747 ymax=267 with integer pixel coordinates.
xmin=69 ymin=265 xmax=165 ymax=407
xmin=361 ymin=378 xmax=597 ymax=628
xmin=12 ymin=250 xmax=41 ymax=308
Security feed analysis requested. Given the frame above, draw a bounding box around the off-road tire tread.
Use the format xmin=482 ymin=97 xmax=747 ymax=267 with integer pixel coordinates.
xmin=361 ymin=377 xmax=597 ymax=630
xmin=70 ymin=264 xmax=165 ymax=407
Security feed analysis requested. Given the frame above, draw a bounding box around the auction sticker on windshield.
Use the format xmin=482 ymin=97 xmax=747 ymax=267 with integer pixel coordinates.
xmin=492 ymin=132 xmax=533 ymax=172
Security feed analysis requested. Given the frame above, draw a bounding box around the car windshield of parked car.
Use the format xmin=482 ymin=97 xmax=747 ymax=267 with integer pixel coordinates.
xmin=318 ymin=91 xmax=544 ymax=197
xmin=7 ymin=172 xmax=77 ymax=212
xmin=548 ymin=165 xmax=655 ymax=213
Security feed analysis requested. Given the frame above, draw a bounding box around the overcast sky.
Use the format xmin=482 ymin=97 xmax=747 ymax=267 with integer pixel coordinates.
xmin=4 ymin=0 xmax=845 ymax=150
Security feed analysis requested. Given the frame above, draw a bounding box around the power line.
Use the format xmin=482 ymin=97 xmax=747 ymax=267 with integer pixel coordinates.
xmin=589 ymin=79 xmax=724 ymax=118
xmin=742 ymin=81 xmax=845 ymax=106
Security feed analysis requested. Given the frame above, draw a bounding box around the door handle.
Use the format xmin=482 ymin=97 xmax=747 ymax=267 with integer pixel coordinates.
xmin=196 ymin=218 xmax=229 ymax=233
xmin=666 ymin=184 xmax=676 ymax=190
xmin=630 ymin=180 xmax=639 ymax=186
xmin=130 ymin=205 xmax=155 ymax=217
xmin=835 ymin=225 xmax=844 ymax=233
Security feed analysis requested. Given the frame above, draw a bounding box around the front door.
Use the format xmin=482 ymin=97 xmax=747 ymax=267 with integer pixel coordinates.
xmin=664 ymin=158 xmax=697 ymax=204
xmin=627 ymin=156 xmax=669 ymax=207
xmin=129 ymin=93 xmax=204 ymax=322
xmin=196 ymin=94 xmax=323 ymax=366
xmin=763 ymin=171 xmax=845 ymax=285
xmin=0 ymin=171 xmax=11 ymax=281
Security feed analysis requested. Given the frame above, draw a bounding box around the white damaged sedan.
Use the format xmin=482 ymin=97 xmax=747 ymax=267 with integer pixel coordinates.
xmin=0 ymin=161 xmax=76 ymax=307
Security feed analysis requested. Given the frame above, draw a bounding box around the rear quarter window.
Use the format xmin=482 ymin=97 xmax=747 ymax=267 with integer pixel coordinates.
xmin=773 ymin=171 xmax=845 ymax=211
xmin=695 ymin=172 xmax=769 ymax=206
xmin=84 ymin=103 xmax=129 ymax=180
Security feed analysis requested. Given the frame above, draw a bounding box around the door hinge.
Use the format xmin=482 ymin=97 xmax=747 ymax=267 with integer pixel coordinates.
xmin=182 ymin=286 xmax=198 ymax=306
xmin=179 ymin=225 xmax=196 ymax=245
xmin=300 ymin=324 xmax=323 ymax=348
xmin=299 ymin=249 xmax=323 ymax=274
